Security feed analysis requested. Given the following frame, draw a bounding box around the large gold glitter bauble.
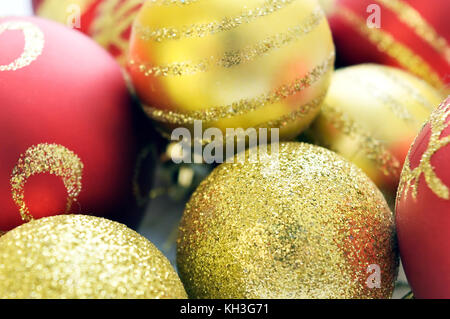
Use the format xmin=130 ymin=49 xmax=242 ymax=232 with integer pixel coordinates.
xmin=177 ymin=142 xmax=398 ymax=299
xmin=307 ymin=64 xmax=443 ymax=203
xmin=127 ymin=0 xmax=335 ymax=140
xmin=0 ymin=215 xmax=187 ymax=299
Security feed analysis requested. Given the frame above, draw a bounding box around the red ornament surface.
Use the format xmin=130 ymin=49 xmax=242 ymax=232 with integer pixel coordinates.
xmin=0 ymin=16 xmax=136 ymax=231
xmin=396 ymin=96 xmax=450 ymax=298
xmin=32 ymin=0 xmax=144 ymax=66
xmin=326 ymin=0 xmax=450 ymax=91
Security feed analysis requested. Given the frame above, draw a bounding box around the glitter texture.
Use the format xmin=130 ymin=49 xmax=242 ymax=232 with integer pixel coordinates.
xmin=132 ymin=8 xmax=324 ymax=77
xmin=135 ymin=0 xmax=297 ymax=42
xmin=177 ymin=142 xmax=398 ymax=299
xmin=0 ymin=215 xmax=187 ymax=299
xmin=0 ymin=20 xmax=44 ymax=72
xmin=399 ymin=98 xmax=450 ymax=200
xmin=336 ymin=7 xmax=444 ymax=90
xmin=376 ymin=0 xmax=450 ymax=63
xmin=141 ymin=53 xmax=334 ymax=124
xmin=309 ymin=64 xmax=442 ymax=199
xmin=128 ymin=0 xmax=335 ymax=141
xmin=10 ymin=144 xmax=84 ymax=222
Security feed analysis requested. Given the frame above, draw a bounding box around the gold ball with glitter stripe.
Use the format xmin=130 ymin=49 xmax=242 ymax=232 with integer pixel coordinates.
xmin=127 ymin=0 xmax=335 ymax=140
xmin=307 ymin=64 xmax=443 ymax=204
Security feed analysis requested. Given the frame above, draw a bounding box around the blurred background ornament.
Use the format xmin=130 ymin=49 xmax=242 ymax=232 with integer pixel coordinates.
xmin=306 ymin=64 xmax=443 ymax=204
xmin=127 ymin=0 xmax=335 ymax=141
xmin=32 ymin=0 xmax=144 ymax=66
xmin=0 ymin=16 xmax=136 ymax=231
xmin=0 ymin=214 xmax=187 ymax=299
xmin=322 ymin=0 xmax=450 ymax=92
xmin=396 ymin=96 xmax=450 ymax=299
xmin=177 ymin=142 xmax=398 ymax=299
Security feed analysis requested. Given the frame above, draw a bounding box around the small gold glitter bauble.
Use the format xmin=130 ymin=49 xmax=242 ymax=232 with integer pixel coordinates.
xmin=127 ymin=0 xmax=335 ymax=140
xmin=177 ymin=142 xmax=398 ymax=299
xmin=0 ymin=215 xmax=187 ymax=299
xmin=307 ymin=64 xmax=443 ymax=203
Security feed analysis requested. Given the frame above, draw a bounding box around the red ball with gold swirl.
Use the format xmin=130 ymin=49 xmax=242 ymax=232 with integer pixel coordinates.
xmin=396 ymin=96 xmax=450 ymax=299
xmin=0 ymin=17 xmax=136 ymax=231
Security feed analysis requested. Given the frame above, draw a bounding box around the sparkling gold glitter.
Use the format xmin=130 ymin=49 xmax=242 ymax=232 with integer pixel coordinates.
xmin=376 ymin=0 xmax=450 ymax=64
xmin=177 ymin=142 xmax=398 ymax=299
xmin=90 ymin=0 xmax=143 ymax=66
xmin=337 ymin=7 xmax=445 ymax=90
xmin=0 ymin=215 xmax=187 ymax=299
xmin=135 ymin=0 xmax=298 ymax=42
xmin=399 ymin=98 xmax=450 ymax=200
xmin=132 ymin=8 xmax=324 ymax=76
xmin=319 ymin=103 xmax=401 ymax=178
xmin=10 ymin=144 xmax=84 ymax=222
xmin=142 ymin=53 xmax=334 ymax=124
xmin=0 ymin=20 xmax=44 ymax=72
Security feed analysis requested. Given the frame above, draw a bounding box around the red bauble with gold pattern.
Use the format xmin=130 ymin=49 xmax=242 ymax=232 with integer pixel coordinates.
xmin=0 ymin=16 xmax=136 ymax=231
xmin=324 ymin=0 xmax=450 ymax=92
xmin=396 ymin=96 xmax=450 ymax=298
xmin=32 ymin=0 xmax=144 ymax=66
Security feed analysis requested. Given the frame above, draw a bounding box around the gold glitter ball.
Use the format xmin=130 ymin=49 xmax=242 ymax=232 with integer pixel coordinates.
xmin=177 ymin=142 xmax=398 ymax=299
xmin=0 ymin=215 xmax=187 ymax=299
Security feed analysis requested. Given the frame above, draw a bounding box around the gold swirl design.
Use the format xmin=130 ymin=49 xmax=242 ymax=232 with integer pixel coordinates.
xmin=134 ymin=0 xmax=298 ymax=42
xmin=142 ymin=52 xmax=334 ymax=124
xmin=10 ymin=144 xmax=84 ymax=222
xmin=90 ymin=0 xmax=143 ymax=66
xmin=376 ymin=0 xmax=450 ymax=64
xmin=337 ymin=7 xmax=445 ymax=90
xmin=131 ymin=8 xmax=325 ymax=77
xmin=0 ymin=21 xmax=44 ymax=72
xmin=319 ymin=103 xmax=402 ymax=178
xmin=399 ymin=99 xmax=450 ymax=200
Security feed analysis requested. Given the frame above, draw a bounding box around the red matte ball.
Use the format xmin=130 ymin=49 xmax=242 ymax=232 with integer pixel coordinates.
xmin=0 ymin=16 xmax=136 ymax=231
xmin=326 ymin=0 xmax=450 ymax=91
xmin=396 ymin=96 xmax=450 ymax=299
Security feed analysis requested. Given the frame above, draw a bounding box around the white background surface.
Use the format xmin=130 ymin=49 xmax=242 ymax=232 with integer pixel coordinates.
xmin=0 ymin=0 xmax=32 ymax=16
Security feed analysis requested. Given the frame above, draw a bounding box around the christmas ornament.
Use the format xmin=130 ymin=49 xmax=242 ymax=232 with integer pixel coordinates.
xmin=0 ymin=214 xmax=187 ymax=299
xmin=127 ymin=0 xmax=335 ymax=141
xmin=177 ymin=142 xmax=398 ymax=299
xmin=324 ymin=0 xmax=450 ymax=92
xmin=32 ymin=0 xmax=144 ymax=66
xmin=0 ymin=17 xmax=136 ymax=231
xmin=396 ymin=96 xmax=450 ymax=299
xmin=307 ymin=64 xmax=443 ymax=203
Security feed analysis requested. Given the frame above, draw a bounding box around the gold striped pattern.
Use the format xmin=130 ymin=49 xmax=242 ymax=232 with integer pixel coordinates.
xmin=142 ymin=52 xmax=334 ymax=124
xmin=319 ymin=103 xmax=402 ymax=178
xmin=134 ymin=0 xmax=298 ymax=42
xmin=337 ymin=7 xmax=445 ymax=90
xmin=131 ymin=8 xmax=324 ymax=77
xmin=376 ymin=0 xmax=450 ymax=64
